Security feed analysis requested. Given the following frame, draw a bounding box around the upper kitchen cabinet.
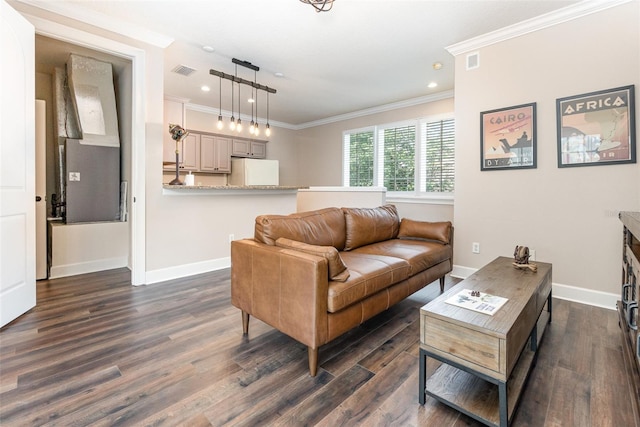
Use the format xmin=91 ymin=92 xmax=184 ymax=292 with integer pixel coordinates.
xmin=200 ymin=135 xmax=231 ymax=173
xmin=232 ymin=138 xmax=267 ymax=159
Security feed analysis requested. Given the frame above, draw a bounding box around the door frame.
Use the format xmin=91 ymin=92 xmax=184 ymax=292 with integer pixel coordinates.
xmin=27 ymin=14 xmax=147 ymax=285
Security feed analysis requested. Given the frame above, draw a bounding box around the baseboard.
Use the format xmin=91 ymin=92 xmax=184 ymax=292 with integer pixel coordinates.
xmin=49 ymin=257 xmax=128 ymax=279
xmin=145 ymin=257 xmax=231 ymax=285
xmin=451 ymin=265 xmax=476 ymax=280
xmin=552 ymin=282 xmax=618 ymax=311
xmin=451 ymin=264 xmax=618 ymax=311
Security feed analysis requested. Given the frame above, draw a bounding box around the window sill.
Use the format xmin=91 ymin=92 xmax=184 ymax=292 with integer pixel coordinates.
xmin=386 ymin=193 xmax=454 ymax=206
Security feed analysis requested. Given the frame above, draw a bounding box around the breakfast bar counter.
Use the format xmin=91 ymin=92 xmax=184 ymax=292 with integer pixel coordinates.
xmin=162 ymin=184 xmax=307 ymax=196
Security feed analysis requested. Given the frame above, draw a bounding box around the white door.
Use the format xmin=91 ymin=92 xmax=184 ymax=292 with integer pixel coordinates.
xmin=0 ymin=0 xmax=36 ymax=328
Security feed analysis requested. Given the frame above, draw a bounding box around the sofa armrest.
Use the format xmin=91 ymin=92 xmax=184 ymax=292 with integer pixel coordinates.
xmin=231 ymin=239 xmax=329 ymax=348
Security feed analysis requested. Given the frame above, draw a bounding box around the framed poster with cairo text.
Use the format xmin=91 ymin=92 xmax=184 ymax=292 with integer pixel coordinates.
xmin=557 ymin=85 xmax=636 ymax=168
xmin=480 ymin=103 xmax=536 ymax=171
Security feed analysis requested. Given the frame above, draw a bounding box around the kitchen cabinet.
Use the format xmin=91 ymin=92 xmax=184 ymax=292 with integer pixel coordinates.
xmin=180 ymin=133 xmax=199 ymax=171
xmin=200 ymin=135 xmax=231 ymax=173
xmin=232 ymin=139 xmax=267 ymax=158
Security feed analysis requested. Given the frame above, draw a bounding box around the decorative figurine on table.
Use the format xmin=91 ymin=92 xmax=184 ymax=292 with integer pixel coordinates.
xmin=168 ymin=123 xmax=189 ymax=185
xmin=513 ymin=245 xmax=537 ymax=272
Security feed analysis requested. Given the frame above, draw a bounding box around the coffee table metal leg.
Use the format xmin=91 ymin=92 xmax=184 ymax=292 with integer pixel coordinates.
xmin=499 ymin=381 xmax=508 ymax=427
xmin=419 ymin=348 xmax=427 ymax=404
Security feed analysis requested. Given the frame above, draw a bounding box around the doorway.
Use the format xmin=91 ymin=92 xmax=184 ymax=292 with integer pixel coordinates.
xmin=35 ymin=35 xmax=133 ymax=279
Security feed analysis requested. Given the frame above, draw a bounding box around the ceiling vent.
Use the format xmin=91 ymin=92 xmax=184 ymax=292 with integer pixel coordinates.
xmin=172 ymin=64 xmax=197 ymax=76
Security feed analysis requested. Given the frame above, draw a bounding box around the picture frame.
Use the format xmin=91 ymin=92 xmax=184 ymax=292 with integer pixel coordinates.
xmin=556 ymin=85 xmax=636 ymax=168
xmin=480 ymin=103 xmax=536 ymax=171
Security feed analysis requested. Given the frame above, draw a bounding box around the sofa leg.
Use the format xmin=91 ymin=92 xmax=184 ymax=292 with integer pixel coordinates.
xmin=439 ymin=276 xmax=445 ymax=293
xmin=241 ymin=311 xmax=250 ymax=334
xmin=308 ymin=347 xmax=318 ymax=377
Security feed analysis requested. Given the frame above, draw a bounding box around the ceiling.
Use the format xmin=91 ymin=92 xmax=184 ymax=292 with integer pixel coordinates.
xmin=18 ymin=0 xmax=583 ymax=127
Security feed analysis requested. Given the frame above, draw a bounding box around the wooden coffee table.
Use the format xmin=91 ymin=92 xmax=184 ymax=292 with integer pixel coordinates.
xmin=419 ymin=256 xmax=552 ymax=427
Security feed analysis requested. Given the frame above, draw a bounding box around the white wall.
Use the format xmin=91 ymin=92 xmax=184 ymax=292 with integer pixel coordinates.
xmin=452 ymin=2 xmax=640 ymax=298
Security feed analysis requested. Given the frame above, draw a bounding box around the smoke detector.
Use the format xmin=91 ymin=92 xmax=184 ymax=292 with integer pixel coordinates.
xmin=172 ymin=64 xmax=197 ymax=76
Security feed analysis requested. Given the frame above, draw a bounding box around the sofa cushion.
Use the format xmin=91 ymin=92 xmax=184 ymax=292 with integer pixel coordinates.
xmin=276 ymin=237 xmax=350 ymax=282
xmin=398 ymin=218 xmax=452 ymax=244
xmin=342 ymin=205 xmax=400 ymax=251
xmin=255 ymin=207 xmax=346 ymax=250
xmin=351 ymin=239 xmax=452 ymax=275
xmin=327 ymin=252 xmax=411 ymax=313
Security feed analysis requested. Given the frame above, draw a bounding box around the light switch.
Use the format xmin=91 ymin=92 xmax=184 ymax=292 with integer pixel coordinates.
xmin=69 ymin=172 xmax=81 ymax=181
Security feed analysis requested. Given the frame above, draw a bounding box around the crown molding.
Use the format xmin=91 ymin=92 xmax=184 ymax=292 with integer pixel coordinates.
xmin=296 ymin=90 xmax=455 ymax=129
xmin=446 ymin=0 xmax=632 ymax=56
xmin=184 ymin=103 xmax=297 ymax=131
xmin=15 ymin=0 xmax=174 ymax=48
xmin=184 ymin=90 xmax=454 ymax=131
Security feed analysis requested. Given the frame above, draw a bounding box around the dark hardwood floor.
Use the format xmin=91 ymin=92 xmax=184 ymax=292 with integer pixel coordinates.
xmin=0 ymin=268 xmax=636 ymax=426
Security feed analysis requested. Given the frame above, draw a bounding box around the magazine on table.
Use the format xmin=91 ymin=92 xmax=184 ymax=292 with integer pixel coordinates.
xmin=445 ymin=289 xmax=508 ymax=315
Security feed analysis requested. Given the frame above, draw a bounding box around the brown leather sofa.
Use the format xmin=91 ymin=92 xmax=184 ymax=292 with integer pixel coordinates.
xmin=231 ymin=204 xmax=453 ymax=376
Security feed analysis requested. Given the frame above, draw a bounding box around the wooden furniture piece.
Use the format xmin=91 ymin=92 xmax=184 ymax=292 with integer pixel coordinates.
xmin=618 ymin=211 xmax=640 ymax=424
xmin=419 ymin=256 xmax=552 ymax=427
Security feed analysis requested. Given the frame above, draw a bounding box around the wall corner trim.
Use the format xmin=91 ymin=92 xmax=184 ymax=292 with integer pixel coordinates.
xmin=446 ymin=0 xmax=633 ymax=56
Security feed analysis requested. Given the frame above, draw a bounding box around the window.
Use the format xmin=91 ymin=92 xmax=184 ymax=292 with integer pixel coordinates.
xmin=379 ymin=124 xmax=416 ymax=191
xmin=343 ymin=129 xmax=374 ymax=187
xmin=421 ymin=118 xmax=455 ymax=193
xmin=343 ymin=117 xmax=455 ymax=196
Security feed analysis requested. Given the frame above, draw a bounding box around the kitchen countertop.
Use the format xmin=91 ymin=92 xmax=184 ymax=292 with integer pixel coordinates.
xmin=162 ymin=184 xmax=307 ymax=195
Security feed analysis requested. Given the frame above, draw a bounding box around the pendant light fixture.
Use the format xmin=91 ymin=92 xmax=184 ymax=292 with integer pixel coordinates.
xmin=265 ymin=91 xmax=271 ymax=137
xmin=254 ymin=89 xmax=259 ymax=137
xmin=217 ymin=76 xmax=223 ymax=130
xmin=236 ymin=80 xmax=242 ymax=132
xmin=229 ymin=80 xmax=236 ymax=131
xmin=249 ymin=85 xmax=255 ymax=135
xmin=209 ymin=58 xmax=276 ymax=137
xmin=249 ymin=70 xmax=256 ymax=135
xmin=300 ymin=0 xmax=335 ymax=12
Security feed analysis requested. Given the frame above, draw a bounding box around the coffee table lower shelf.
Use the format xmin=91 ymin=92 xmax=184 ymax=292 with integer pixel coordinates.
xmin=421 ymin=346 xmax=536 ymax=427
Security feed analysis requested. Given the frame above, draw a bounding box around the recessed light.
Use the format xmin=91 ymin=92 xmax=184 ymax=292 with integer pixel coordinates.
xmin=202 ymin=45 xmax=215 ymax=53
xmin=428 ymin=82 xmax=438 ymax=89
xmin=201 ymin=85 xmax=211 ymax=92
xmin=274 ymin=72 xmax=284 ymax=78
xmin=433 ymin=62 xmax=443 ymax=70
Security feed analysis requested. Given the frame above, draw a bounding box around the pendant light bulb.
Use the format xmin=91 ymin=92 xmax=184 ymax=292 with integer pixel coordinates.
xmin=237 ymin=118 xmax=242 ymax=132
xmin=230 ymin=116 xmax=236 ymax=130
xmin=249 ymin=120 xmax=255 ymax=135
xmin=265 ymin=123 xmax=271 ymax=137
xmin=217 ymin=76 xmax=223 ymax=130
xmin=254 ymin=123 xmax=259 ymax=137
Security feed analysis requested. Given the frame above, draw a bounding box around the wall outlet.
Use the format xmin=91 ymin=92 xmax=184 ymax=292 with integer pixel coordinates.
xmin=69 ymin=172 xmax=80 ymax=181
xmin=529 ymin=249 xmax=536 ymax=261
xmin=229 ymin=234 xmax=234 ymax=243
xmin=472 ymin=242 xmax=480 ymax=254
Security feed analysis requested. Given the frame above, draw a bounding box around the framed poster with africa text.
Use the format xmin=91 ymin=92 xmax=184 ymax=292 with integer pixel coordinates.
xmin=556 ymin=85 xmax=636 ymax=168
xmin=480 ymin=103 xmax=536 ymax=171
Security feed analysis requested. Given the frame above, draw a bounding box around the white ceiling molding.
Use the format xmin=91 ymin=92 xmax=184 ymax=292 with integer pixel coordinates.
xmin=296 ymin=90 xmax=455 ymax=130
xmin=15 ymin=0 xmax=174 ymax=48
xmin=185 ymin=90 xmax=455 ymax=131
xmin=184 ymin=103 xmax=297 ymax=131
xmin=446 ymin=0 xmax=632 ymax=56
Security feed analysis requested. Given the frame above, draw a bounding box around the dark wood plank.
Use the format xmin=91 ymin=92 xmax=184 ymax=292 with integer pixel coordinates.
xmin=0 ymin=268 xmax=634 ymax=426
